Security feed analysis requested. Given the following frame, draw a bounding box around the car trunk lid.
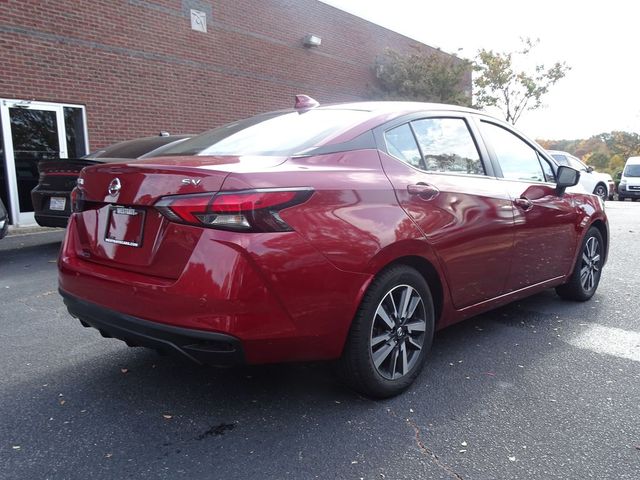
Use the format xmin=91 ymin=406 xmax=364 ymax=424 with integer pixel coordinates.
xmin=72 ymin=155 xmax=286 ymax=278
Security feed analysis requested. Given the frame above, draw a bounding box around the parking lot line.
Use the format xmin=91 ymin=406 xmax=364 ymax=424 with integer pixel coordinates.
xmin=567 ymin=324 xmax=640 ymax=363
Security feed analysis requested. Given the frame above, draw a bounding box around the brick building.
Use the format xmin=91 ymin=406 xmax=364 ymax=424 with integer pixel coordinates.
xmin=0 ymin=0 xmax=466 ymax=226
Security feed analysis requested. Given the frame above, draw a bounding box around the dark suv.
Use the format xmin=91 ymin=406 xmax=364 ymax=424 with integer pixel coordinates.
xmin=31 ymin=134 xmax=191 ymax=227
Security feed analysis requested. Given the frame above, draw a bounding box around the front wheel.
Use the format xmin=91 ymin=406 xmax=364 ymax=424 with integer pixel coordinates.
xmin=556 ymin=227 xmax=604 ymax=301
xmin=338 ymin=265 xmax=435 ymax=398
xmin=593 ymin=184 xmax=607 ymax=200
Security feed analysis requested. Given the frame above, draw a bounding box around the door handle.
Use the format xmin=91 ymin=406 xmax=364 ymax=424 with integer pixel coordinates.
xmin=407 ymin=183 xmax=439 ymax=200
xmin=513 ymin=197 xmax=533 ymax=211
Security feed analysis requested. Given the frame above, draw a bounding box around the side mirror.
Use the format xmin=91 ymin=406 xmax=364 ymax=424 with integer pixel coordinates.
xmin=586 ymin=166 xmax=594 ymax=173
xmin=556 ymin=165 xmax=580 ymax=194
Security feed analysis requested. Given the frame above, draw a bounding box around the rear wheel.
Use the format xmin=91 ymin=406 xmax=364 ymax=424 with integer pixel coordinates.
xmin=338 ymin=265 xmax=434 ymax=398
xmin=556 ymin=227 xmax=604 ymax=301
xmin=593 ymin=184 xmax=607 ymax=200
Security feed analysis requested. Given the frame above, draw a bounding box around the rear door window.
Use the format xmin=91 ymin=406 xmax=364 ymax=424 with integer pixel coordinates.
xmin=384 ymin=123 xmax=422 ymax=168
xmin=411 ymin=118 xmax=484 ymax=175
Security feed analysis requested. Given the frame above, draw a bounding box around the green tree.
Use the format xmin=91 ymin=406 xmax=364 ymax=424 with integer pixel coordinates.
xmin=372 ymin=46 xmax=472 ymax=106
xmin=598 ymin=131 xmax=640 ymax=159
xmin=584 ymin=151 xmax=609 ymax=170
xmin=608 ymin=154 xmax=625 ymax=173
xmin=473 ymin=38 xmax=570 ymax=124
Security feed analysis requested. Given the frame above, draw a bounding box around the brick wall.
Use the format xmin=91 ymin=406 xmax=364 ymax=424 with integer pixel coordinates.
xmin=0 ymin=0 xmax=469 ymax=149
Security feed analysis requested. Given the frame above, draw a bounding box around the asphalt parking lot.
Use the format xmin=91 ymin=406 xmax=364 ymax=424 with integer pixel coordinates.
xmin=1 ymin=202 xmax=639 ymax=480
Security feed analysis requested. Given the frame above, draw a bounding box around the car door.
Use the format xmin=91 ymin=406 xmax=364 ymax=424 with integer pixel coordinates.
xmin=477 ymin=120 xmax=579 ymax=291
xmin=377 ymin=114 xmax=515 ymax=310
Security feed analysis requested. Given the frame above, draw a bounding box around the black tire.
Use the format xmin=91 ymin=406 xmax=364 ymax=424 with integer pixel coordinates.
xmin=633 ymin=198 xmax=638 ymax=202
xmin=556 ymin=227 xmax=604 ymax=301
xmin=593 ymin=183 xmax=607 ymax=200
xmin=618 ymin=195 xmax=625 ymax=201
xmin=338 ymin=265 xmax=435 ymax=398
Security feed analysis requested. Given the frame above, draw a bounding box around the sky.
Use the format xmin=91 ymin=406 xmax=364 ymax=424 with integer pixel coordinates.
xmin=321 ymin=0 xmax=640 ymax=140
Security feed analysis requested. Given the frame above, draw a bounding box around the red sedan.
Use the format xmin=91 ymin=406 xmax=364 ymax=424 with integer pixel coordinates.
xmin=58 ymin=97 xmax=608 ymax=397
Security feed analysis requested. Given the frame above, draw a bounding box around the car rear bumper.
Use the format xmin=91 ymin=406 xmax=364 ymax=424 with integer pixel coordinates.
xmin=34 ymin=213 xmax=69 ymax=228
xmin=58 ymin=215 xmax=370 ymax=364
xmin=61 ymin=289 xmax=245 ymax=365
xmin=31 ymin=188 xmax=71 ymax=227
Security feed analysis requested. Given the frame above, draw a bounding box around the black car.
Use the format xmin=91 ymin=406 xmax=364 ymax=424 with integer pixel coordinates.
xmin=0 ymin=199 xmax=8 ymax=239
xmin=31 ymin=134 xmax=191 ymax=227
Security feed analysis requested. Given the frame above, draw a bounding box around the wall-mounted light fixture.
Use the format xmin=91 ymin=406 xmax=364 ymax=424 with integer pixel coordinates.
xmin=303 ymin=34 xmax=322 ymax=47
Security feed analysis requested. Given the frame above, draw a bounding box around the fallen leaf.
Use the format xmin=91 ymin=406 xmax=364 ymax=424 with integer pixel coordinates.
xmin=409 ymin=408 xmax=414 ymax=413
xmin=59 ymin=400 xmax=66 ymax=405
xmin=105 ymin=453 xmax=113 ymax=458
xmin=12 ymin=446 xmax=20 ymax=450
xmin=163 ymin=414 xmax=173 ymax=420
xmin=461 ymin=441 xmax=467 ymax=447
xmin=508 ymin=456 xmax=516 ymax=462
xmin=484 ymin=372 xmax=496 ymax=377
xmin=459 ymin=449 xmax=467 ymax=453
xmin=120 ymin=368 xmax=129 ymax=374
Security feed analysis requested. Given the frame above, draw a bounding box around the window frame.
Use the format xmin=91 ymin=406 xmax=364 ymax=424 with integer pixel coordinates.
xmin=375 ymin=111 xmax=495 ymax=178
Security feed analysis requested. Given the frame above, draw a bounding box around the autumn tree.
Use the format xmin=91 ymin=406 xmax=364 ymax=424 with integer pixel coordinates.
xmin=473 ymin=38 xmax=570 ymax=124
xmin=372 ymin=46 xmax=472 ymax=106
xmin=598 ymin=131 xmax=640 ymax=159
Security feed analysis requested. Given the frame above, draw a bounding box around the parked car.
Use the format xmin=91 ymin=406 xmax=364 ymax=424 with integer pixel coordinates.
xmin=58 ymin=98 xmax=609 ymax=398
xmin=31 ymin=134 xmax=191 ymax=227
xmin=547 ymin=150 xmax=611 ymax=200
xmin=0 ymin=199 xmax=8 ymax=239
xmin=601 ymin=173 xmax=616 ymax=200
xmin=617 ymin=156 xmax=640 ymax=201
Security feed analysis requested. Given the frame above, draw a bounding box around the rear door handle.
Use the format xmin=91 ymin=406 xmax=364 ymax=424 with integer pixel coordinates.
xmin=407 ymin=183 xmax=439 ymax=200
xmin=513 ymin=197 xmax=533 ymax=211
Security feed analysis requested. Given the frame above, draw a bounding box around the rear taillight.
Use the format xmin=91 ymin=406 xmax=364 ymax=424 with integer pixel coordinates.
xmin=70 ymin=187 xmax=83 ymax=213
xmin=155 ymin=188 xmax=313 ymax=232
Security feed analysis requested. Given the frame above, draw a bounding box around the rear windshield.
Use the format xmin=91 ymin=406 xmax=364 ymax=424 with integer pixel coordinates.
xmin=155 ymin=109 xmax=371 ymax=157
xmin=624 ymin=164 xmax=640 ymax=177
xmin=86 ymin=136 xmax=190 ymax=159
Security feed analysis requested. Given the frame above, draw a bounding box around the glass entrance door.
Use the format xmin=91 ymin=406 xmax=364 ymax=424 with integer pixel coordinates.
xmin=1 ymin=101 xmax=68 ymax=226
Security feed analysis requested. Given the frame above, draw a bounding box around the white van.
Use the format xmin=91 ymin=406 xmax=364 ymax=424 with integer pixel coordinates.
xmin=618 ymin=156 xmax=640 ymax=201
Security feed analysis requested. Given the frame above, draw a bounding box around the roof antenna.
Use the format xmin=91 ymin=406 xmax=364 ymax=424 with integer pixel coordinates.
xmin=294 ymin=95 xmax=319 ymax=110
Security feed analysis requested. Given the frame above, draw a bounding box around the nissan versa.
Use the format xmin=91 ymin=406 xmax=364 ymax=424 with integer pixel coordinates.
xmin=58 ymin=97 xmax=608 ymax=398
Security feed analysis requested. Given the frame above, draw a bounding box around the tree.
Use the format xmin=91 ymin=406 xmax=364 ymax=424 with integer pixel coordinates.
xmin=597 ymin=131 xmax=640 ymax=159
xmin=584 ymin=151 xmax=609 ymax=170
xmin=473 ymin=38 xmax=570 ymax=124
xmin=372 ymin=46 xmax=472 ymax=106
xmin=608 ymin=154 xmax=625 ymax=174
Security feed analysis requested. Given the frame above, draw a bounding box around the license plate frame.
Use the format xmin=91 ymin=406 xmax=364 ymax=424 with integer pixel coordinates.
xmin=49 ymin=196 xmax=67 ymax=211
xmin=104 ymin=205 xmax=146 ymax=248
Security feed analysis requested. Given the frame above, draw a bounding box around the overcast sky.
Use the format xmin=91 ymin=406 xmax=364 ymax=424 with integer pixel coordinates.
xmin=322 ymin=0 xmax=640 ymax=140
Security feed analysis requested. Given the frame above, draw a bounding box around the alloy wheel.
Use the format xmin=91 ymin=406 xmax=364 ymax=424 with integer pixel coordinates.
xmin=594 ymin=185 xmax=607 ymax=200
xmin=369 ymin=285 xmax=426 ymax=380
xmin=580 ymin=236 xmax=601 ymax=292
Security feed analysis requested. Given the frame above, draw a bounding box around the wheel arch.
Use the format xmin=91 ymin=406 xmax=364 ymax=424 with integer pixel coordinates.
xmin=593 ymin=181 xmax=608 ymax=195
xmin=365 ymin=242 xmax=448 ymax=328
xmin=589 ymin=218 xmax=609 ymax=265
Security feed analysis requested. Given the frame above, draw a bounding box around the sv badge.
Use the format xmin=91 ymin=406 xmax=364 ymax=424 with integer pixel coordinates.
xmin=181 ymin=178 xmax=202 ymax=186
